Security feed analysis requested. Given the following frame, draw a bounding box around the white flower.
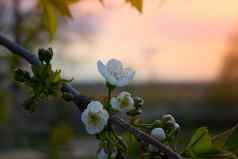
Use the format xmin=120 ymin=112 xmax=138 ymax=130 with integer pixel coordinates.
xmin=81 ymin=101 xmax=109 ymax=135
xmin=151 ymin=128 xmax=166 ymax=141
xmin=110 ymin=91 xmax=134 ymax=112
xmin=97 ymin=59 xmax=135 ymax=87
xmin=97 ymin=148 xmax=108 ymax=159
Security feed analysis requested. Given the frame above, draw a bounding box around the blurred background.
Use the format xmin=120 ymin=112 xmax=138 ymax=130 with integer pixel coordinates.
xmin=0 ymin=0 xmax=238 ymax=158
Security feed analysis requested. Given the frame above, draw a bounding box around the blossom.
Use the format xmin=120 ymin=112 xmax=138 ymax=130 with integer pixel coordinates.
xmin=97 ymin=59 xmax=135 ymax=87
xmin=81 ymin=101 xmax=109 ymax=135
xmin=110 ymin=91 xmax=134 ymax=112
xmin=151 ymin=128 xmax=166 ymax=141
xmin=97 ymin=148 xmax=108 ymax=159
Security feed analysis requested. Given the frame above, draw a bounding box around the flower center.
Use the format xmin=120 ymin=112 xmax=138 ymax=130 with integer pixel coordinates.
xmin=120 ymin=97 xmax=129 ymax=108
xmin=88 ymin=113 xmax=101 ymax=125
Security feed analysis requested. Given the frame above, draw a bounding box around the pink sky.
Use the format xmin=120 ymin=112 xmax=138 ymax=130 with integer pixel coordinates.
xmin=51 ymin=0 xmax=238 ymax=82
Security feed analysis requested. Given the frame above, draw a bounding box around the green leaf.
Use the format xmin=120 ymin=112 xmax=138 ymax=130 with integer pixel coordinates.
xmin=48 ymin=0 xmax=73 ymax=17
xmin=186 ymin=127 xmax=219 ymax=156
xmin=38 ymin=0 xmax=77 ymax=40
xmin=212 ymin=124 xmax=238 ymax=149
xmin=39 ymin=0 xmax=58 ymax=40
xmin=126 ymin=0 xmax=143 ymax=12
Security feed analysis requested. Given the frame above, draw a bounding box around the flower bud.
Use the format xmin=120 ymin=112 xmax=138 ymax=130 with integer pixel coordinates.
xmin=133 ymin=96 xmax=144 ymax=108
xmin=151 ymin=128 xmax=166 ymax=141
xmin=97 ymin=148 xmax=108 ymax=159
xmin=167 ymin=121 xmax=180 ymax=130
xmin=161 ymin=114 xmax=175 ymax=123
xmin=173 ymin=122 xmax=180 ymax=130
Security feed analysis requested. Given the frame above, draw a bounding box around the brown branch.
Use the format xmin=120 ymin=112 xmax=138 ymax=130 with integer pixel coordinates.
xmin=0 ymin=33 xmax=184 ymax=159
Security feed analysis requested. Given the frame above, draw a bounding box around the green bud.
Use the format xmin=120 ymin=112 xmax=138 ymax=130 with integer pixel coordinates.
xmin=38 ymin=48 xmax=53 ymax=64
xmin=152 ymin=120 xmax=162 ymax=128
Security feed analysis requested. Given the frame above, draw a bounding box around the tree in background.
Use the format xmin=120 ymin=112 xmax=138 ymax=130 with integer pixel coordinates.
xmin=208 ymin=30 xmax=238 ymax=107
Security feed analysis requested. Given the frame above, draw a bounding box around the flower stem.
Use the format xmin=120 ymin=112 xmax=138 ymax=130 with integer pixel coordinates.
xmin=106 ymin=82 xmax=115 ymax=108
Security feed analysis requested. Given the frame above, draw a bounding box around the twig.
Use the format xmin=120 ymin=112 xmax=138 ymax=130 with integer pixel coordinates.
xmin=0 ymin=33 xmax=184 ymax=159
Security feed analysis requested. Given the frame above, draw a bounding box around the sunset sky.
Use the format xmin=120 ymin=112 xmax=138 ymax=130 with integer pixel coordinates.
xmin=49 ymin=0 xmax=238 ymax=82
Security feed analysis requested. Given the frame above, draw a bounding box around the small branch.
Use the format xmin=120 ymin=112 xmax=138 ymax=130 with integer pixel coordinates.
xmin=0 ymin=33 xmax=184 ymax=159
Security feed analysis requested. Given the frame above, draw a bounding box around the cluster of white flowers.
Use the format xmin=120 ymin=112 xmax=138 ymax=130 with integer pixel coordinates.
xmin=149 ymin=114 xmax=180 ymax=152
xmin=80 ymin=59 xmax=181 ymax=158
xmin=82 ymin=59 xmax=135 ymax=135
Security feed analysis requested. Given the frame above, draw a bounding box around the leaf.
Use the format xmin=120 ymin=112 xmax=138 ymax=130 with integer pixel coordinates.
xmin=212 ymin=124 xmax=238 ymax=149
xmin=38 ymin=0 xmax=76 ymax=40
xmin=39 ymin=0 xmax=58 ymax=40
xmin=201 ymin=151 xmax=238 ymax=159
xmin=126 ymin=0 xmax=143 ymax=12
xmin=186 ymin=127 xmax=219 ymax=156
xmin=48 ymin=0 xmax=72 ymax=17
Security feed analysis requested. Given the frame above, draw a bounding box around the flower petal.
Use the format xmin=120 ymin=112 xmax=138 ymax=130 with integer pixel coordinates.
xmin=110 ymin=97 xmax=120 ymax=111
xmin=107 ymin=59 xmax=123 ymax=74
xmin=81 ymin=109 xmax=89 ymax=124
xmin=116 ymin=68 xmax=135 ymax=87
xmin=88 ymin=101 xmax=103 ymax=113
xmin=86 ymin=125 xmax=101 ymax=134
xmin=97 ymin=60 xmax=117 ymax=85
xmin=97 ymin=60 xmax=108 ymax=79
xmin=124 ymin=68 xmax=136 ymax=81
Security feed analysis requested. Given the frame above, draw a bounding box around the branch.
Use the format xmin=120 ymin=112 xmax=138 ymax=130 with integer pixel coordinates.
xmin=0 ymin=33 xmax=184 ymax=159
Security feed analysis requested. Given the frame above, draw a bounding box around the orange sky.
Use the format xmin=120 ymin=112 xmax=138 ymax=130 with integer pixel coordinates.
xmin=51 ymin=0 xmax=238 ymax=82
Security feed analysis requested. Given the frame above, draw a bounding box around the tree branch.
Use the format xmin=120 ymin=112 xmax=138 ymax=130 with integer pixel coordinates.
xmin=0 ymin=33 xmax=184 ymax=159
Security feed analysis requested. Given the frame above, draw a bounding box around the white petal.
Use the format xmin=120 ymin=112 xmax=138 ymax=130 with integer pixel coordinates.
xmin=104 ymin=72 xmax=117 ymax=86
xmin=86 ymin=125 xmax=101 ymax=135
xmin=101 ymin=110 xmax=109 ymax=121
xmin=118 ymin=91 xmax=131 ymax=98
xmin=110 ymin=97 xmax=121 ymax=111
xmin=88 ymin=101 xmax=103 ymax=113
xmin=97 ymin=60 xmax=108 ymax=80
xmin=116 ymin=68 xmax=135 ymax=87
xmin=97 ymin=60 xmax=117 ymax=85
xmin=126 ymin=96 xmax=135 ymax=111
xmin=81 ymin=109 xmax=89 ymax=124
xmin=106 ymin=59 xmax=123 ymax=73
xmin=124 ymin=68 xmax=136 ymax=81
